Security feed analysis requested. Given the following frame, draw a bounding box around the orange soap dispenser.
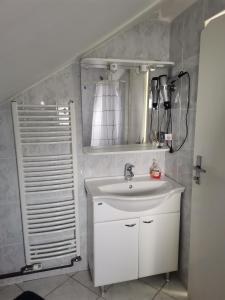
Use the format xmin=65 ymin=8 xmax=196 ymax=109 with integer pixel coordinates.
xmin=149 ymin=159 xmax=161 ymax=179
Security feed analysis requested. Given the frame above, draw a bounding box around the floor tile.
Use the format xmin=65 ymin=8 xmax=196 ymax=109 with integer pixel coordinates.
xmin=72 ymin=270 xmax=101 ymax=296
xmin=46 ymin=278 xmax=98 ymax=300
xmin=161 ymin=281 xmax=188 ymax=300
xmin=103 ymin=280 xmax=158 ymax=300
xmin=18 ymin=274 xmax=69 ymax=297
xmin=140 ymin=273 xmax=188 ymax=300
xmin=0 ymin=284 xmax=22 ymax=300
xmin=154 ymin=291 xmax=174 ymax=300
xmin=139 ymin=274 xmax=166 ymax=290
xmin=68 ymin=271 xmax=78 ymax=277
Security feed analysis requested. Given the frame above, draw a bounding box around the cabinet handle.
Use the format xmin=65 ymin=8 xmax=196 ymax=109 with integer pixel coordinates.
xmin=143 ymin=220 xmax=154 ymax=224
xmin=125 ymin=224 xmax=136 ymax=227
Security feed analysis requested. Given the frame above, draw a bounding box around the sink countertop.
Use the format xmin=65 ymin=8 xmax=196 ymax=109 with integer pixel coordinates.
xmin=85 ymin=175 xmax=185 ymax=201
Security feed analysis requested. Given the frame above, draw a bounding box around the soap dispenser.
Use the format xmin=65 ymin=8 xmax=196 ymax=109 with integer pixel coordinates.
xmin=149 ymin=159 xmax=161 ymax=179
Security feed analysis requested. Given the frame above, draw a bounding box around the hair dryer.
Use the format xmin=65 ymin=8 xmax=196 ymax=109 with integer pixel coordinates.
xmin=159 ymin=75 xmax=170 ymax=110
xmin=151 ymin=77 xmax=159 ymax=109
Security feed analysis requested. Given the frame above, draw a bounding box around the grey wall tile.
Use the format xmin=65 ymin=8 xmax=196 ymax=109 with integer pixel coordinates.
xmin=0 ymin=105 xmax=16 ymax=159
xmin=0 ymin=158 xmax=20 ymax=204
xmin=0 ymin=203 xmax=23 ymax=246
xmin=179 ymin=69 xmax=198 ymax=111
xmin=0 ymin=243 xmax=25 ymax=274
xmin=55 ymin=65 xmax=75 ymax=105
xmin=0 ymin=101 xmax=15 ymax=112
xmin=84 ymin=151 xmax=165 ymax=178
xmin=170 ymin=13 xmax=184 ymax=66
xmin=179 ymin=109 xmax=196 ymax=152
xmin=182 ymin=56 xmax=200 ymax=110
xmin=170 ymin=108 xmax=181 ymax=149
xmin=182 ymin=1 xmax=204 ymax=60
xmin=165 ymin=152 xmax=179 ymax=181
xmin=86 ymin=19 xmax=170 ymax=61
xmin=24 ymin=75 xmax=57 ymax=105
xmin=177 ymin=150 xmax=194 ymax=190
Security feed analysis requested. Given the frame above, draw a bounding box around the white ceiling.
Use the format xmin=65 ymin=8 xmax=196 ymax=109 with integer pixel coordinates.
xmin=0 ymin=0 xmax=196 ymax=102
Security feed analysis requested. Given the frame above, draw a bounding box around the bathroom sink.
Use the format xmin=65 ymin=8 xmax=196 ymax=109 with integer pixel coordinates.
xmin=99 ymin=180 xmax=170 ymax=197
xmin=85 ymin=175 xmax=184 ymax=212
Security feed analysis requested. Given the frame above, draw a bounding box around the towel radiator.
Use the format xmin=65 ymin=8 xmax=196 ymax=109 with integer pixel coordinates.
xmin=12 ymin=101 xmax=80 ymax=270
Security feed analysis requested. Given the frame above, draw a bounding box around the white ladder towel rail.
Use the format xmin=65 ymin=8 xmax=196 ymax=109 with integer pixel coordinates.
xmin=12 ymin=101 xmax=80 ymax=269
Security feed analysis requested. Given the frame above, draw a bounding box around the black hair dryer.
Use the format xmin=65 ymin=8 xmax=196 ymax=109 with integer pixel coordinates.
xmin=159 ymin=75 xmax=171 ymax=110
xmin=151 ymin=77 xmax=159 ymax=109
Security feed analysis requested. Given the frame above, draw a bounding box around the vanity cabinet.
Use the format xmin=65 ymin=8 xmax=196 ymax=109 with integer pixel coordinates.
xmin=139 ymin=213 xmax=180 ymax=278
xmin=92 ymin=211 xmax=180 ymax=287
xmin=86 ymin=175 xmax=184 ymax=288
xmin=94 ymin=218 xmax=139 ymax=286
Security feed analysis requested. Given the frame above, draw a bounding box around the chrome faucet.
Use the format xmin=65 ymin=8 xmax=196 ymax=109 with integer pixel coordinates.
xmin=124 ymin=163 xmax=135 ymax=181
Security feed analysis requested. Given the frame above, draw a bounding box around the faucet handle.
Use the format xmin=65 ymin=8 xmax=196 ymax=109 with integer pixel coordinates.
xmin=124 ymin=163 xmax=135 ymax=181
xmin=125 ymin=163 xmax=134 ymax=169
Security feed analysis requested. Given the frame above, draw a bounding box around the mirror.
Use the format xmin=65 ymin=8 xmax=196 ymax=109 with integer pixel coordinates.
xmin=81 ymin=60 xmax=170 ymax=149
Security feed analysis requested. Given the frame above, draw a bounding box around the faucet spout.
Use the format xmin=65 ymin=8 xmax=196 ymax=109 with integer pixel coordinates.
xmin=124 ymin=163 xmax=135 ymax=181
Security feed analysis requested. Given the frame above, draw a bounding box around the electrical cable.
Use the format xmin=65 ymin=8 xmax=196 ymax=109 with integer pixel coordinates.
xmin=149 ymin=71 xmax=190 ymax=151
xmin=166 ymin=108 xmax=171 ymax=133
xmin=159 ymin=109 xmax=166 ymax=133
xmin=166 ymin=108 xmax=172 ymax=150
xmin=170 ymin=71 xmax=191 ymax=153
xmin=149 ymin=107 xmax=153 ymax=142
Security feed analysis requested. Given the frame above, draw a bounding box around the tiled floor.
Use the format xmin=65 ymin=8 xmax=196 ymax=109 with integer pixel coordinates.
xmin=0 ymin=271 xmax=188 ymax=300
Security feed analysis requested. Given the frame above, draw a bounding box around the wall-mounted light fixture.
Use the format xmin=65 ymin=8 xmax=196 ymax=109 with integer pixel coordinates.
xmin=109 ymin=63 xmax=118 ymax=73
xmin=139 ymin=64 xmax=149 ymax=73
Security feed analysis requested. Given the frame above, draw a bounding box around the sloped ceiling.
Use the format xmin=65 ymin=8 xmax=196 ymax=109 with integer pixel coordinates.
xmin=0 ymin=0 xmax=196 ymax=102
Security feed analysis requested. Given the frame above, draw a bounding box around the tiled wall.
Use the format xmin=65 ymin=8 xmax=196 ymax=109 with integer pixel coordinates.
xmin=84 ymin=19 xmax=170 ymax=60
xmin=166 ymin=0 xmax=225 ymax=287
xmin=83 ymin=151 xmax=166 ymax=178
xmin=0 ymin=18 xmax=170 ymax=277
xmin=0 ymin=100 xmax=25 ymax=274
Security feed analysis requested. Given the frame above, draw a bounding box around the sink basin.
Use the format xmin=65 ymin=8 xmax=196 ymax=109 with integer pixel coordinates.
xmin=99 ymin=180 xmax=170 ymax=197
xmin=85 ymin=175 xmax=184 ymax=212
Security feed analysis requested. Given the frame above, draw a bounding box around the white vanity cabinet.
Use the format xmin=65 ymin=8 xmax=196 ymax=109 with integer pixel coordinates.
xmin=86 ymin=175 xmax=184 ymax=288
xmin=92 ymin=213 xmax=180 ymax=287
xmin=94 ymin=218 xmax=139 ymax=286
xmin=139 ymin=213 xmax=180 ymax=278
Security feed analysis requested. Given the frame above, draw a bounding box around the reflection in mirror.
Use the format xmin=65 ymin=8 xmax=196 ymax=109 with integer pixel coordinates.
xmin=81 ymin=62 xmax=169 ymax=149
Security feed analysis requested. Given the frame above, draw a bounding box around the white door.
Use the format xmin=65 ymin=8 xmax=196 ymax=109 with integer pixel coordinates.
xmin=139 ymin=213 xmax=180 ymax=278
xmin=188 ymin=15 xmax=225 ymax=300
xmin=94 ymin=218 xmax=139 ymax=286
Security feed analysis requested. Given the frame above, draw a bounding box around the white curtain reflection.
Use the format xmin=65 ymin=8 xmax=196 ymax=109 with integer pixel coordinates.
xmin=91 ymin=80 xmax=123 ymax=147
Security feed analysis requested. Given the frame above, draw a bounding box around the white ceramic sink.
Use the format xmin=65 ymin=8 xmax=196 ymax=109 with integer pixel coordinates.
xmin=85 ymin=175 xmax=184 ymax=212
xmin=99 ymin=180 xmax=169 ymax=197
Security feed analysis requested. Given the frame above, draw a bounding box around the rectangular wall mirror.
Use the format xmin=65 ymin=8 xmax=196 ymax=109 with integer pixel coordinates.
xmin=81 ymin=58 xmax=173 ymax=151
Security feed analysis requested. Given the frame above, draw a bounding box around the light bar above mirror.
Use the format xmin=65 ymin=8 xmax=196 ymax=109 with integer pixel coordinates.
xmin=81 ymin=57 xmax=175 ymax=70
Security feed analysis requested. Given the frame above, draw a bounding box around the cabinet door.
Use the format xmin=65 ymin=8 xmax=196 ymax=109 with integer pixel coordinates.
xmin=94 ymin=218 xmax=139 ymax=286
xmin=139 ymin=213 xmax=180 ymax=278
